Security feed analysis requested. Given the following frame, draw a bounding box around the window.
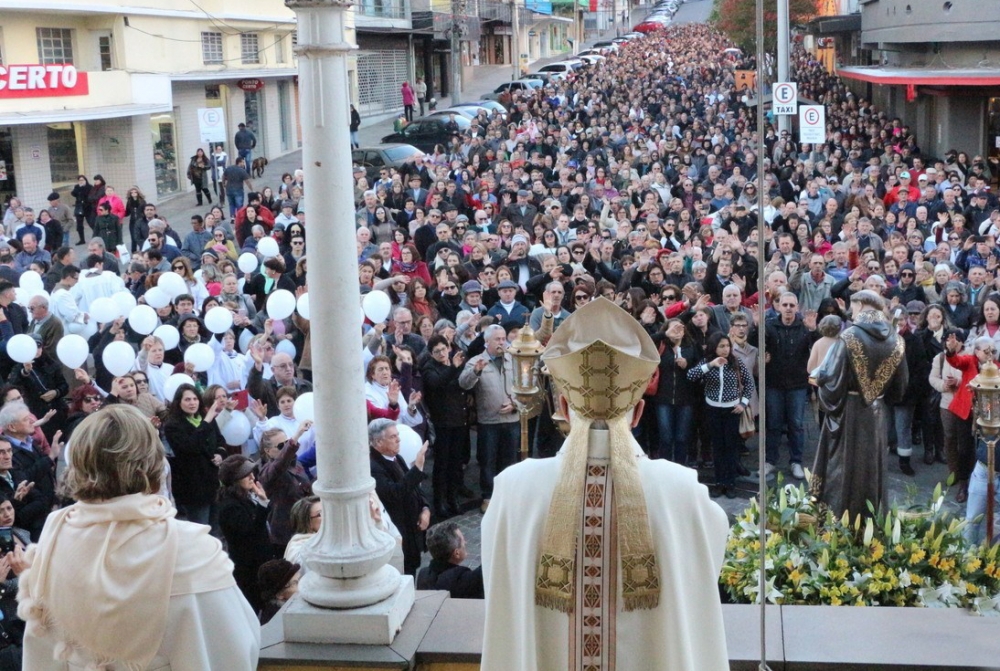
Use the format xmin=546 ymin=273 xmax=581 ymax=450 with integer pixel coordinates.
xmin=201 ymin=32 xmax=223 ymax=64
xmin=274 ymin=34 xmax=285 ymax=64
xmin=240 ymin=33 xmax=259 ymax=64
xmin=36 ymin=28 xmax=74 ymax=65
xmin=98 ymin=35 xmax=112 ymax=71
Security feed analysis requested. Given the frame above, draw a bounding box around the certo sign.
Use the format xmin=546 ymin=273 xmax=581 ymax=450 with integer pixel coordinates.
xmin=0 ymin=64 xmax=89 ymax=98
xmin=799 ymin=104 xmax=826 ymax=144
xmin=772 ymin=81 xmax=797 ymax=115
xmin=237 ymin=78 xmax=264 ymax=92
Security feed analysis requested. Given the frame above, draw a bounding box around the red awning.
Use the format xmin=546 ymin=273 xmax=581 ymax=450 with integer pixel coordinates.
xmin=837 ymin=66 xmax=1000 ymax=86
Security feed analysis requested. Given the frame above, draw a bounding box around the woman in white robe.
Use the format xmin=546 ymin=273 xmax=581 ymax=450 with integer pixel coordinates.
xmin=18 ymin=404 xmax=259 ymax=670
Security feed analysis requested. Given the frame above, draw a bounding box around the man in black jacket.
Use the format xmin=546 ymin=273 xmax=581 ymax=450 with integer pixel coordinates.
xmin=369 ymin=419 xmax=430 ymax=576
xmin=416 ymin=521 xmax=484 ymax=599
xmin=762 ymin=292 xmax=817 ymax=480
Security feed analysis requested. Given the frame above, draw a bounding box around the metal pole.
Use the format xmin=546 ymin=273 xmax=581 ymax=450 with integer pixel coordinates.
xmin=776 ymin=0 xmax=790 ymax=136
xmin=988 ymin=438 xmax=996 ymax=546
xmin=755 ymin=0 xmax=772 ymax=666
xmin=512 ymin=0 xmax=521 ymax=80
xmin=451 ymin=0 xmax=463 ymax=104
xmin=286 ymin=0 xmax=406 ymax=613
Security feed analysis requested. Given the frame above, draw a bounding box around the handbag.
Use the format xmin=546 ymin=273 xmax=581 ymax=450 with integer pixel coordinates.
xmin=644 ymin=341 xmax=667 ymax=396
xmin=739 ymin=405 xmax=756 ymax=439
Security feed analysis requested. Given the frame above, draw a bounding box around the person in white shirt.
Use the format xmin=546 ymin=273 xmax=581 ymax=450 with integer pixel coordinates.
xmin=71 ymin=256 xmax=126 ymax=313
xmin=50 ymin=265 xmax=90 ymax=334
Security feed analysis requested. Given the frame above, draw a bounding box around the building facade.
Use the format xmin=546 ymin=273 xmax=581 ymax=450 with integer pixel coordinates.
xmin=809 ymin=0 xmax=1000 ymax=166
xmin=0 ymin=0 xmax=301 ymax=209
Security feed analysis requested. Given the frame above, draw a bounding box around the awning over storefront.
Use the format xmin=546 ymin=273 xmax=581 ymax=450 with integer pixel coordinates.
xmin=170 ymin=68 xmax=299 ymax=82
xmin=0 ymin=102 xmax=173 ymax=126
xmin=837 ymin=66 xmax=1000 ymax=86
xmin=806 ymin=13 xmax=861 ymax=35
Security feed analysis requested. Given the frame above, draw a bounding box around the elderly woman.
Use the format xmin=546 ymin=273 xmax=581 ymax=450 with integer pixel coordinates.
xmin=206 ymin=226 xmax=239 ymax=260
xmin=104 ymin=374 xmax=166 ymax=419
xmin=217 ymin=454 xmax=274 ymax=614
xmin=18 ymin=405 xmax=259 ymax=670
xmin=257 ymin=425 xmax=313 ymax=554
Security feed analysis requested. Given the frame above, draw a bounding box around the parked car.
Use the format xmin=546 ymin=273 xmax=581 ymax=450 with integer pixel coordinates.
xmin=427 ymin=106 xmax=485 ymax=120
xmin=480 ymin=79 xmax=544 ymax=102
xmin=380 ymin=115 xmax=471 ymax=153
xmin=578 ymin=54 xmax=606 ymax=66
xmin=525 ymin=71 xmax=558 ymax=84
xmin=352 ymin=144 xmax=424 ymax=184
xmin=592 ymin=41 xmax=619 ymax=53
xmin=537 ymin=60 xmax=584 ymax=76
xmin=451 ymin=100 xmax=509 ymax=119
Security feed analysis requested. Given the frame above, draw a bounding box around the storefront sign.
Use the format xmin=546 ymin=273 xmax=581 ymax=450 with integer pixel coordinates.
xmin=0 ymin=65 xmax=89 ymax=98
xmin=237 ymin=79 xmax=264 ymax=92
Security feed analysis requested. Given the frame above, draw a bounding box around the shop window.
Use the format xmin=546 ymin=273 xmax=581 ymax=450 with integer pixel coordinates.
xmin=98 ymin=35 xmax=113 ymax=71
xmin=241 ymin=33 xmax=260 ymax=64
xmin=47 ymin=123 xmax=80 ymax=186
xmin=202 ymin=32 xmax=223 ymax=64
xmin=36 ymin=28 xmax=74 ymax=65
xmin=151 ymin=113 xmax=180 ymax=196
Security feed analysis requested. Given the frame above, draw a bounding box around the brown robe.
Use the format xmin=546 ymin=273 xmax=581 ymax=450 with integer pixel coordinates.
xmin=811 ymin=312 xmax=908 ymax=520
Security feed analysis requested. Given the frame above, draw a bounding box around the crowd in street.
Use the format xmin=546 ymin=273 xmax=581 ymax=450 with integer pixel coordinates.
xmin=0 ymin=17 xmax=998 ymax=663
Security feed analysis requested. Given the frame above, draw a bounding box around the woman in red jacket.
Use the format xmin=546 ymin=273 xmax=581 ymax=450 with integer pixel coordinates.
xmin=392 ymin=243 xmax=433 ymax=286
xmin=942 ymin=330 xmax=994 ymax=502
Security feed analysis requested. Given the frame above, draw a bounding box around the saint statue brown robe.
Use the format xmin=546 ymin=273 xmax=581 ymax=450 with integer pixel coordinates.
xmin=811 ymin=310 xmax=908 ymax=519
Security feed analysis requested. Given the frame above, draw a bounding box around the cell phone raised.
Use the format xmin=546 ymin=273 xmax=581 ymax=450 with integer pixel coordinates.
xmin=0 ymin=527 xmax=13 ymax=556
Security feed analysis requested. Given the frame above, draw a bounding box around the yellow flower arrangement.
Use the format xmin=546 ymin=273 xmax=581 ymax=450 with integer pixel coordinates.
xmin=721 ymin=479 xmax=1000 ymax=613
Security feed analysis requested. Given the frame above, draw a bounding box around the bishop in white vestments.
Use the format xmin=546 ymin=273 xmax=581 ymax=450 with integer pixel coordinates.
xmin=481 ymin=298 xmax=730 ymax=671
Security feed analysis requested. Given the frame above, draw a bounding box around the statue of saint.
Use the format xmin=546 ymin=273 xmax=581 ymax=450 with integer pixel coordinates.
xmin=811 ymin=290 xmax=908 ymax=519
xmin=481 ymin=298 xmax=730 ymax=671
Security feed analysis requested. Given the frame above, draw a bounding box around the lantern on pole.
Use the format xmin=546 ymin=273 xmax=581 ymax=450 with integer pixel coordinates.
xmin=507 ymin=320 xmax=546 ymax=460
xmin=968 ymin=360 xmax=1000 ymax=545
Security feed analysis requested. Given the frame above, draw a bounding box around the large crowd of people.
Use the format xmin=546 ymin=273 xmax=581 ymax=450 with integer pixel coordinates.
xmin=0 ymin=17 xmax=997 ymax=665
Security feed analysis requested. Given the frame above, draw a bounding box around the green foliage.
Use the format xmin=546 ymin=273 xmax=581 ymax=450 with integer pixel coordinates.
xmin=712 ymin=0 xmax=820 ymax=53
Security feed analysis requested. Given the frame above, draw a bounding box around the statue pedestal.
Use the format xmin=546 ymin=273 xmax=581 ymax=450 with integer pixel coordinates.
xmin=283 ymin=578 xmax=415 ymax=645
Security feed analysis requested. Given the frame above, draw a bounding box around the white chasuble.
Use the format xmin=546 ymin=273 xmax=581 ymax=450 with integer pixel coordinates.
xmin=481 ymin=429 xmax=730 ymax=671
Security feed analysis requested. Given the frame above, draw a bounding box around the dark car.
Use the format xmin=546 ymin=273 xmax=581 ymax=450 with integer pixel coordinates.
xmin=352 ymin=144 xmax=424 ymax=184
xmin=381 ymin=115 xmax=471 ymax=153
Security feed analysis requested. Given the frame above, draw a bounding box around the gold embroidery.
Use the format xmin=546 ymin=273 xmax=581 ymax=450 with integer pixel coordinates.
xmin=842 ymin=331 xmax=904 ymax=405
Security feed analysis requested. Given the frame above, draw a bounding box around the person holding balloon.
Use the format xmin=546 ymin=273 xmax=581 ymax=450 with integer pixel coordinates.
xmin=6 ymin=333 xmax=67 ymax=440
xmin=163 ymin=383 xmax=227 ymax=525
xmin=104 ymin=374 xmax=166 ymax=420
xmin=246 ymin=257 xmax=296 ymax=313
xmin=133 ymin=335 xmax=175 ymax=402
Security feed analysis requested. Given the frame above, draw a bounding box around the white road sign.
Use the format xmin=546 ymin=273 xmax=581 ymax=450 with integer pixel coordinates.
xmin=197 ymin=107 xmax=227 ymax=144
xmin=773 ymin=81 xmax=797 ymax=115
xmin=799 ymin=104 xmax=826 ymax=144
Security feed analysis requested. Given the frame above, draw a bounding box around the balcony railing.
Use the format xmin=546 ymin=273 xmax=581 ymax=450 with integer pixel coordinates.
xmin=356 ymin=0 xmax=410 ymax=20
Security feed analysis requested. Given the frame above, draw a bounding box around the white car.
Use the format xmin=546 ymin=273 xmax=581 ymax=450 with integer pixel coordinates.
xmin=578 ymin=53 xmax=606 ymax=66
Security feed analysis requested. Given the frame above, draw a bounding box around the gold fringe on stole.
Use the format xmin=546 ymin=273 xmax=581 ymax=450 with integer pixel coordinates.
xmin=608 ymin=415 xmax=660 ymax=611
xmin=534 ymin=417 xmax=593 ymax=612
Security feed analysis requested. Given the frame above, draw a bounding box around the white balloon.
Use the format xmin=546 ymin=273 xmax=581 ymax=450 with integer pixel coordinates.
xmin=296 ymin=293 xmax=310 ymax=320
xmin=102 ymin=340 xmax=136 ymax=377
xmin=112 ymin=291 xmax=137 ymax=318
xmin=184 ymin=342 xmax=215 ymax=372
xmin=144 ymin=286 xmax=171 ymax=310
xmin=157 ymin=271 xmax=187 ymax=299
xmin=257 ymin=237 xmax=280 ymax=258
xmin=238 ymin=252 xmax=258 ymax=274
xmin=266 ymin=289 xmax=296 ymax=320
xmin=13 ymin=288 xmax=28 ymax=307
xmin=193 ymin=269 xmax=204 ymax=285
xmin=18 ymin=270 xmax=43 ymax=292
xmin=220 ymin=411 xmax=252 ymax=445
xmin=6 ymin=334 xmax=38 ymax=364
xmin=397 ymin=425 xmax=422 ymax=468
xmin=362 ymin=290 xmax=392 ymax=323
xmin=153 ymin=324 xmax=180 ymax=350
xmin=293 ymin=392 xmax=314 ymax=423
xmin=238 ymin=329 xmax=254 ymax=353
xmin=128 ymin=304 xmax=158 ymax=335
xmin=275 ymin=339 xmax=296 ymax=358
xmin=163 ymin=373 xmax=195 ymax=403
xmin=89 ymin=297 xmax=120 ymax=324
xmin=204 ymin=306 xmax=234 ymax=334
xmin=56 ymin=334 xmax=89 ymax=369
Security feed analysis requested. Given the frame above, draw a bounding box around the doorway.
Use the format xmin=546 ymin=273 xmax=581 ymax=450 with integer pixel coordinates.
xmin=988 ymin=97 xmax=1000 ymax=187
xmin=0 ymin=128 xmax=15 ymax=207
xmin=243 ymin=90 xmax=266 ymax=157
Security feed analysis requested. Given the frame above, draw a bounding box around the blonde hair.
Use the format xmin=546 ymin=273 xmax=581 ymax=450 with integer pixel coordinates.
xmin=61 ymin=405 xmax=164 ymax=502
